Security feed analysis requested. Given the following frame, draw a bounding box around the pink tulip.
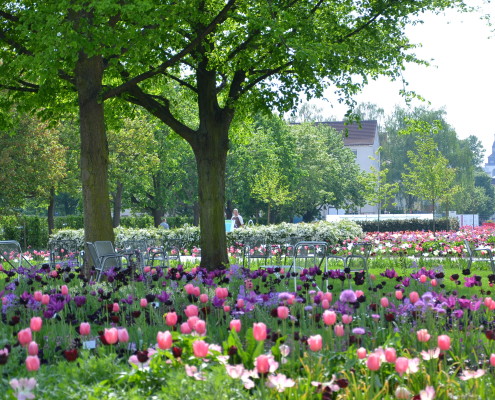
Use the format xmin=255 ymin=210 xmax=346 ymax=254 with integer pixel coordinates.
xmin=33 ymin=291 xmax=43 ymax=302
xmin=253 ymin=322 xmax=267 ymax=341
xmin=395 ymin=387 xmax=412 ymax=399
xmin=199 ymin=294 xmax=209 ymax=303
xmin=187 ymin=316 xmax=199 ymax=330
xmin=140 ymin=298 xmax=148 ymax=308
xmin=215 ymin=287 xmax=229 ymax=299
xmin=323 ymin=292 xmax=333 ymax=302
xmin=419 ymin=274 xmax=427 ymax=283
xmin=357 ymin=347 xmax=367 ymax=359
xmin=17 ymin=328 xmax=32 ymax=347
xmin=321 ymin=299 xmax=330 ymax=309
xmin=256 ymin=354 xmax=270 ymax=374
xmin=277 ymin=306 xmax=289 ymax=320
xmin=25 ymin=355 xmax=40 ymax=371
xmin=342 ymin=314 xmax=353 ymax=324
xmin=395 ymin=290 xmax=403 ymax=300
xmin=28 ymin=341 xmax=39 ymax=356
xmin=334 ymin=324 xmax=345 ymax=337
xmin=118 ymin=328 xmax=129 ymax=343
xmin=395 ymin=357 xmax=409 ymax=376
xmin=112 ymin=303 xmax=120 ymax=313
xmin=385 ymin=347 xmax=397 ymax=363
xmin=416 ymin=329 xmax=431 ymax=343
xmin=323 ymin=310 xmax=337 ymax=326
xmin=61 ymin=285 xmax=69 ymax=295
xmin=380 ymin=297 xmax=389 ymax=308
xmin=143 ymin=266 xmax=151 ymax=273
xmin=192 ymin=286 xmax=201 ymax=297
xmin=185 ymin=304 xmax=199 ymax=317
xmin=80 ymin=322 xmax=91 ymax=336
xmin=223 ymin=305 xmax=231 ymax=312
xmin=180 ymin=322 xmax=192 ymax=334
xmin=184 ymin=284 xmax=195 ymax=295
xmin=195 ymin=320 xmax=207 ymax=335
xmin=165 ymin=312 xmax=178 ymax=326
xmin=367 ymin=353 xmax=381 ymax=371
xmin=438 ymin=335 xmax=451 ymax=351
xmin=192 ymin=340 xmax=209 ymax=358
xmin=490 ymin=354 xmax=495 ymax=367
xmin=287 ymin=295 xmax=295 ymax=305
xmin=103 ymin=328 xmax=119 ymax=345
xmin=307 ymin=334 xmax=323 ymax=352
xmin=237 ymin=299 xmax=245 ymax=308
xmin=431 ymin=279 xmax=438 ymax=287
xmin=157 ymin=331 xmax=173 ymax=350
xmin=230 ymin=319 xmax=241 ymax=333
xmin=355 ymin=290 xmax=364 ymax=298
xmin=409 ymin=291 xmax=420 ymax=304
xmin=41 ymin=294 xmax=50 ymax=305
xmin=30 ymin=317 xmax=42 ymax=332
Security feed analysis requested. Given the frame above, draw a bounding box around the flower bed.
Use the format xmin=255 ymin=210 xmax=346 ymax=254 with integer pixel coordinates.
xmin=2 ymin=253 xmax=495 ymax=399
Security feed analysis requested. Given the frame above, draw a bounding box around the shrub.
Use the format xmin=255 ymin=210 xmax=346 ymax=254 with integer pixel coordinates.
xmin=356 ymin=217 xmax=459 ymax=232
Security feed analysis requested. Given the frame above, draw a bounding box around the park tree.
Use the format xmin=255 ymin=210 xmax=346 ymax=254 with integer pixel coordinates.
xmin=1 ymin=0 xmax=471 ymax=269
xmin=401 ymin=119 xmax=458 ymax=231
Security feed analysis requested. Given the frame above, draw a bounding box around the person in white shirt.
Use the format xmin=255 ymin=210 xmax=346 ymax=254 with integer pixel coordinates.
xmin=231 ymin=209 xmax=244 ymax=229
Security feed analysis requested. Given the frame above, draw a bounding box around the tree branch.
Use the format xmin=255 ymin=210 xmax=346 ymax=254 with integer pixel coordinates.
xmin=102 ymin=0 xmax=236 ymax=100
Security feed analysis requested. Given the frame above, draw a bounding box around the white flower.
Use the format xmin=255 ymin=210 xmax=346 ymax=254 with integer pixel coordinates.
xmin=10 ymin=378 xmax=37 ymax=400
xmin=266 ymin=373 xmax=295 ymax=392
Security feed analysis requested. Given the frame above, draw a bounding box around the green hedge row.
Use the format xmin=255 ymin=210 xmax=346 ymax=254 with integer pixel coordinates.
xmin=50 ymin=220 xmax=364 ymax=251
xmin=356 ymin=217 xmax=460 ymax=232
xmin=0 ymin=215 xmax=193 ymax=249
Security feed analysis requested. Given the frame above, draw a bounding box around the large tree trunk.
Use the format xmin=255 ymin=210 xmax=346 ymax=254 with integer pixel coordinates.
xmin=76 ymin=53 xmax=114 ymax=272
xmin=47 ymin=187 xmax=55 ymax=235
xmin=152 ymin=208 xmax=162 ymax=227
xmin=192 ymin=126 xmax=229 ymax=270
xmin=193 ymin=201 xmax=200 ymax=226
xmin=112 ymin=181 xmax=124 ymax=228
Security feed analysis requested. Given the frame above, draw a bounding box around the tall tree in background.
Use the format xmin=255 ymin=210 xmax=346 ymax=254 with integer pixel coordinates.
xmin=401 ymin=120 xmax=458 ymax=231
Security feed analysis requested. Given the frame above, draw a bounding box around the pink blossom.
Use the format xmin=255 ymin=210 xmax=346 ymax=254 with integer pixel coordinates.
xmin=157 ymin=331 xmax=173 ymax=350
xmin=437 ymin=335 xmax=450 ymax=351
xmin=230 ymin=319 xmax=241 ymax=333
xmin=33 ymin=291 xmax=43 ymax=302
xmin=118 ymin=328 xmax=129 ymax=343
xmin=385 ymin=347 xmax=397 ymax=363
xmin=459 ymin=369 xmax=485 ymax=380
xmin=277 ymin=306 xmax=289 ymax=320
xmin=79 ymin=322 xmax=91 ymax=336
xmin=103 ymin=328 xmax=119 ymax=345
xmin=180 ymin=322 xmax=192 ymax=334
xmin=380 ymin=297 xmax=389 ymax=308
xmin=357 ymin=347 xmax=367 ymax=359
xmin=334 ymin=324 xmax=345 ymax=337
xmin=185 ymin=304 xmax=199 ymax=317
xmin=140 ymin=298 xmax=148 ymax=308
xmin=253 ymin=322 xmax=267 ymax=341
xmin=395 ymin=357 xmax=409 ymax=376
xmin=41 ymin=294 xmax=50 ymax=305
xmin=307 ymin=335 xmax=323 ymax=352
xmin=266 ymin=373 xmax=295 ymax=392
xmin=416 ymin=329 xmax=431 ymax=342
xmin=25 ymin=355 xmax=40 ymax=371
xmin=165 ymin=312 xmax=178 ymax=326
xmin=28 ymin=342 xmax=38 ymax=356
xmin=323 ymin=310 xmax=337 ymax=326
xmin=9 ymin=377 xmax=37 ymax=400
xmin=199 ymin=294 xmax=209 ymax=303
xmin=17 ymin=328 xmax=32 ymax=347
xmin=366 ymin=353 xmax=381 ymax=371
xmin=420 ymin=386 xmax=435 ymax=400
xmin=192 ymin=340 xmax=209 ymax=358
xmin=341 ymin=314 xmax=353 ymax=324
xmin=194 ymin=319 xmax=207 ymax=335
xmin=112 ymin=303 xmax=120 ymax=313
xmin=30 ymin=317 xmax=42 ymax=332
xmin=225 ymin=364 xmax=244 ymax=379
xmin=61 ymin=285 xmax=69 ymax=295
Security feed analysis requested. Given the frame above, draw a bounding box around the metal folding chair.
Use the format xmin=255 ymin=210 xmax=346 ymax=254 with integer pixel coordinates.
xmin=464 ymin=239 xmax=495 ymax=274
xmin=0 ymin=240 xmax=34 ymax=276
xmin=86 ymin=241 xmax=130 ymax=282
xmin=243 ymin=235 xmax=271 ymax=268
xmin=148 ymin=238 xmax=181 ymax=268
xmin=289 ymin=241 xmax=328 ymax=290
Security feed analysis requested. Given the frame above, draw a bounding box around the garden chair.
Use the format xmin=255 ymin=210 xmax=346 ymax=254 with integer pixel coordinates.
xmin=463 ymin=239 xmax=495 ymax=274
xmin=86 ymin=241 xmax=130 ymax=282
xmin=288 ymin=241 xmax=328 ymax=290
xmin=0 ymin=240 xmax=34 ymax=276
xmin=344 ymin=242 xmax=372 ymax=287
xmin=48 ymin=239 xmax=81 ymax=269
xmin=242 ymin=235 xmax=271 ymax=267
xmin=148 ymin=238 xmax=181 ymax=268
xmin=120 ymin=239 xmax=149 ymax=273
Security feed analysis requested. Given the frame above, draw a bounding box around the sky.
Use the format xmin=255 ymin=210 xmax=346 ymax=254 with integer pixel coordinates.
xmin=309 ymin=1 xmax=495 ymax=164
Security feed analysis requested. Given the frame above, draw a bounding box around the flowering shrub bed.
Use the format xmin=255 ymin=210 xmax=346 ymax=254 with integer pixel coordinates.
xmin=2 ymin=251 xmax=495 ymax=399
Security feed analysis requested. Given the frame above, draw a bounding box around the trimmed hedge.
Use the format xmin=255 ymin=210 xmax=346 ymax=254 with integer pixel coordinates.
xmin=49 ymin=220 xmax=363 ymax=252
xmin=0 ymin=215 xmax=48 ymax=249
xmin=356 ymin=217 xmax=459 ymax=233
